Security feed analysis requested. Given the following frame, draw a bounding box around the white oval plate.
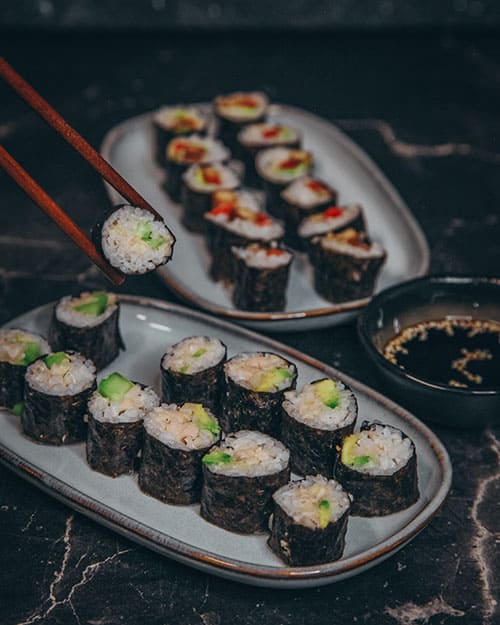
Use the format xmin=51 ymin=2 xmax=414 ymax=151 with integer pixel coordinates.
xmin=0 ymin=296 xmax=450 ymax=588
xmin=100 ymin=105 xmax=430 ymax=332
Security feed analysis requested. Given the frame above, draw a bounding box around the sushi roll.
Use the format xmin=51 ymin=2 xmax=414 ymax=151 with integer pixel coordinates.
xmin=268 ymin=476 xmax=351 ymax=566
xmin=181 ymin=163 xmax=239 ymax=233
xmin=280 ymin=177 xmax=339 ymax=247
xmin=298 ymin=204 xmax=367 ymax=252
xmin=237 ymin=123 xmax=301 ymax=187
xmin=0 ymin=329 xmax=50 ymax=413
xmin=334 ymin=421 xmax=419 ymax=516
xmin=23 ymin=351 xmax=96 ymax=445
xmin=200 ymin=430 xmax=290 ymax=533
xmin=214 ymin=91 xmax=269 ymax=152
xmin=49 ymin=291 xmax=124 ymax=371
xmin=139 ymin=402 xmax=221 ymax=504
xmin=255 ymin=148 xmax=314 ymax=216
xmin=160 ymin=336 xmax=227 ymax=414
xmin=86 ymin=372 xmax=159 ymax=477
xmin=222 ymin=352 xmax=297 ymax=436
xmin=163 ymin=135 xmax=230 ymax=202
xmin=281 ymin=378 xmax=357 ymax=477
xmin=152 ymin=105 xmax=208 ymax=166
xmin=204 ymin=190 xmax=284 ymax=283
xmin=93 ymin=204 xmax=175 ymax=275
xmin=309 ymin=228 xmax=386 ymax=303
xmin=231 ymin=242 xmax=293 ymax=312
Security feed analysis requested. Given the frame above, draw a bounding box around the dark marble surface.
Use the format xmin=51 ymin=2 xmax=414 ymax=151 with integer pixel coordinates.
xmin=1 ymin=31 xmax=499 ymax=625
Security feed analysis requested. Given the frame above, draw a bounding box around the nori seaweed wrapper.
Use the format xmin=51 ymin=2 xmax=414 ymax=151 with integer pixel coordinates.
xmin=86 ymin=415 xmax=143 ymax=477
xmin=0 ymin=361 xmax=27 ymax=409
xmin=49 ymin=305 xmax=124 ymax=372
xmin=200 ymin=463 xmax=290 ymax=533
xmin=268 ymin=500 xmax=350 ymax=566
xmin=215 ymin=113 xmax=267 ymax=155
xmin=153 ymin=119 xmax=207 ymax=167
xmin=333 ymin=422 xmax=419 ymax=516
xmin=164 ymin=160 xmax=192 ymax=203
xmin=181 ymin=184 xmax=220 ymax=234
xmin=139 ymin=431 xmax=217 ymax=504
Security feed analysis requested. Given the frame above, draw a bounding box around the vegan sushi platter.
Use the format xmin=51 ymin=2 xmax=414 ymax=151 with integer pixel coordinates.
xmin=0 ymin=294 xmax=451 ymax=588
xmin=101 ymin=97 xmax=430 ymax=331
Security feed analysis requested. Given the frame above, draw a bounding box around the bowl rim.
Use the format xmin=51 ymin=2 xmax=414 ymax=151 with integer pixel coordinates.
xmin=357 ymin=275 xmax=500 ymax=397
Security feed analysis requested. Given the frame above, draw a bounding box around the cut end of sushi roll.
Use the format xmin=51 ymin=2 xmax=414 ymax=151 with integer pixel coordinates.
xmin=224 ymin=352 xmax=297 ymax=394
xmin=153 ymin=106 xmax=206 ymax=134
xmin=96 ymin=204 xmax=175 ymax=275
xmin=232 ymin=242 xmax=293 ymax=270
xmin=255 ymin=147 xmax=314 ymax=185
xmin=166 ymin=134 xmax=229 ymax=166
xmin=315 ymin=228 xmax=384 ymax=259
xmin=162 ymin=336 xmax=226 ymax=376
xmin=281 ymin=177 xmax=338 ymax=210
xmin=26 ymin=351 xmax=96 ymax=396
xmin=55 ymin=292 xmax=118 ymax=329
xmin=298 ymin=204 xmax=365 ymax=240
xmin=214 ymin=92 xmax=269 ymax=123
xmin=0 ymin=329 xmax=50 ymax=368
xmin=183 ymin=163 xmax=239 ymax=195
xmin=238 ymin=123 xmax=301 ymax=149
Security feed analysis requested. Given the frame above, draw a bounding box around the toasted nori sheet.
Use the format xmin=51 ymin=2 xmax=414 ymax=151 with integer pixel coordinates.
xmin=0 ymin=361 xmax=27 ymax=409
xmin=49 ymin=305 xmax=124 ymax=372
xmin=86 ymin=415 xmax=143 ymax=477
xmin=200 ymin=464 xmax=290 ymax=533
xmin=181 ymin=184 xmax=217 ymax=234
xmin=216 ymin=113 xmax=267 ymax=155
xmin=300 ymin=212 xmax=367 ymax=255
xmin=139 ymin=431 xmax=216 ymax=504
xmin=268 ymin=500 xmax=350 ymax=566
xmin=333 ymin=422 xmax=419 ymax=516
xmin=280 ymin=188 xmax=338 ymax=249
xmin=23 ymin=377 xmax=95 ymax=445
xmin=164 ymin=160 xmax=192 ymax=203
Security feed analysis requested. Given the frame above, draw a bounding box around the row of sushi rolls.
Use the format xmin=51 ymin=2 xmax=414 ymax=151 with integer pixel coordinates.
xmin=92 ymin=91 xmax=387 ymax=310
xmin=1 ymin=290 xmax=419 ymax=567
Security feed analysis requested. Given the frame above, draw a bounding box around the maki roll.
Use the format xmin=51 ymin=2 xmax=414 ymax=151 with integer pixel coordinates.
xmin=200 ymin=430 xmax=290 ymax=533
xmin=334 ymin=421 xmax=419 ymax=516
xmin=163 ymin=135 xmax=230 ymax=202
xmin=139 ymin=402 xmax=221 ymax=504
xmin=93 ymin=204 xmax=175 ymax=275
xmin=268 ymin=476 xmax=351 ymax=566
xmin=49 ymin=291 xmax=124 ymax=371
xmin=86 ymin=372 xmax=159 ymax=477
xmin=231 ymin=242 xmax=293 ymax=312
xmin=214 ymin=91 xmax=269 ymax=152
xmin=152 ymin=105 xmax=208 ymax=166
xmin=23 ymin=351 xmax=96 ymax=445
xmin=298 ymin=204 xmax=366 ymax=252
xmin=222 ymin=352 xmax=297 ymax=436
xmin=309 ymin=228 xmax=386 ymax=303
xmin=181 ymin=163 xmax=239 ymax=233
xmin=204 ymin=190 xmax=284 ymax=283
xmin=0 ymin=329 xmax=50 ymax=413
xmin=237 ymin=123 xmax=301 ymax=187
xmin=160 ymin=336 xmax=227 ymax=414
xmin=281 ymin=378 xmax=357 ymax=477
xmin=255 ymin=148 xmax=314 ymax=216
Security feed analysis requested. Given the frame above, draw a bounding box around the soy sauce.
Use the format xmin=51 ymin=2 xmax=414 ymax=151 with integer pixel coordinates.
xmin=383 ymin=318 xmax=500 ymax=389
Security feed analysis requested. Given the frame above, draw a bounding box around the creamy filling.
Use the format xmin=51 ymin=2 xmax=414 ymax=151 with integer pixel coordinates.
xmin=26 ymin=352 xmax=95 ymax=396
xmin=0 ymin=329 xmax=50 ymax=366
xmin=162 ymin=336 xmax=226 ymax=375
xmin=225 ymin=352 xmax=295 ymax=392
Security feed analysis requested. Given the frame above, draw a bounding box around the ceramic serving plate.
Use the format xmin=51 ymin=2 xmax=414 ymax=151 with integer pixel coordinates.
xmin=0 ymin=296 xmax=451 ymax=588
xmin=100 ymin=105 xmax=430 ymax=332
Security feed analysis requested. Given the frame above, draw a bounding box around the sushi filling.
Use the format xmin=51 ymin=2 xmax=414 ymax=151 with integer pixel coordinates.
xmin=315 ymin=228 xmax=383 ymax=258
xmin=273 ymin=476 xmax=351 ymax=529
xmin=166 ymin=135 xmax=229 ymax=165
xmin=26 ymin=352 xmax=95 ymax=396
xmin=153 ymin=106 xmax=205 ymax=134
xmin=215 ymin=92 xmax=268 ymax=122
xmin=225 ymin=353 xmax=295 ymax=393
xmin=0 ymin=330 xmax=49 ymax=367
xmin=283 ymin=378 xmax=356 ymax=430
xmin=183 ymin=163 xmax=239 ymax=193
xmin=298 ymin=205 xmax=363 ymax=238
xmin=162 ymin=337 xmax=226 ymax=375
xmin=238 ymin=123 xmax=299 ymax=147
xmin=202 ymin=430 xmax=289 ymax=477
xmin=341 ymin=424 xmax=414 ymax=476
xmin=55 ymin=292 xmax=118 ymax=329
xmin=101 ymin=205 xmax=174 ymax=274
xmin=281 ymin=177 xmax=336 ymax=209
xmin=144 ymin=403 xmax=220 ymax=450
xmin=232 ymin=243 xmax=292 ymax=269
xmin=256 ymin=148 xmax=313 ymax=183
xmin=88 ymin=372 xmax=159 ymax=424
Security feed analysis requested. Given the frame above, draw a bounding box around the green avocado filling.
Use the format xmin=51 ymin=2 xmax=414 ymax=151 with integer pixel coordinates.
xmin=191 ymin=404 xmax=220 ymax=436
xmin=341 ymin=434 xmax=372 ymax=468
xmin=44 ymin=352 xmax=69 ymax=369
xmin=352 ymin=455 xmax=372 ymax=467
xmin=255 ymin=367 xmax=292 ymax=392
xmin=315 ymin=379 xmax=340 ymax=409
xmin=202 ymin=451 xmax=233 ymax=465
xmin=18 ymin=341 xmax=41 ymax=366
xmin=318 ymin=499 xmax=331 ymax=529
xmin=179 ymin=365 xmax=189 ymax=374
xmin=98 ymin=372 xmax=134 ymax=403
xmin=192 ymin=348 xmax=207 ymax=358
xmin=135 ymin=221 xmax=166 ymax=250
xmin=73 ymin=291 xmax=108 ymax=316
xmin=11 ymin=402 xmax=24 ymax=417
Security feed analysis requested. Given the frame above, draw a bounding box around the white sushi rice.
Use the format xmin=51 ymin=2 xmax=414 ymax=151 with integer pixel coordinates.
xmin=238 ymin=123 xmax=300 ymax=147
xmin=273 ymin=475 xmax=351 ymax=529
xmin=225 ymin=352 xmax=295 ymax=393
xmin=101 ymin=205 xmax=174 ymax=274
xmin=144 ymin=402 xmax=219 ymax=450
xmin=162 ymin=336 xmax=226 ymax=375
xmin=256 ymin=147 xmax=313 ymax=184
xmin=205 ymin=430 xmax=289 ymax=477
xmin=283 ymin=379 xmax=356 ymax=430
xmin=281 ymin=177 xmax=335 ymax=208
xmin=215 ymin=92 xmax=268 ymax=122
xmin=153 ymin=106 xmax=205 ymax=131
xmin=298 ymin=204 xmax=363 ymax=239
xmin=26 ymin=352 xmax=95 ymax=396
xmin=232 ymin=244 xmax=292 ymax=269
xmin=316 ymin=230 xmax=385 ymax=259
xmin=183 ymin=163 xmax=239 ymax=193
xmin=55 ymin=293 xmax=118 ymax=329
xmin=344 ymin=423 xmax=414 ymax=476
xmin=0 ymin=329 xmax=50 ymax=366
xmin=88 ymin=383 xmax=159 ymax=424
xmin=166 ymin=134 xmax=229 ymax=164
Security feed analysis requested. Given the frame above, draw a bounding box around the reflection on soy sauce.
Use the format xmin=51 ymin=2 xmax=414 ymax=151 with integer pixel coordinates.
xmin=383 ymin=318 xmax=500 ymax=389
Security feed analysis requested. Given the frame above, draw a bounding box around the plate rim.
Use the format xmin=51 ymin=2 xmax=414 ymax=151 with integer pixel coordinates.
xmin=100 ymin=105 xmax=431 ymax=324
xmin=0 ymin=295 xmax=451 ymax=586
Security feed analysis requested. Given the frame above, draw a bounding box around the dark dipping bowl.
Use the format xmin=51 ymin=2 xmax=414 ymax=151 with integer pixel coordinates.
xmin=358 ymin=276 xmax=500 ymax=429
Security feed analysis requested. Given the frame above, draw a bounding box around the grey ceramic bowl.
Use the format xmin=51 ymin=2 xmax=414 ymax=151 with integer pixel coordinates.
xmin=358 ymin=276 xmax=500 ymax=429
